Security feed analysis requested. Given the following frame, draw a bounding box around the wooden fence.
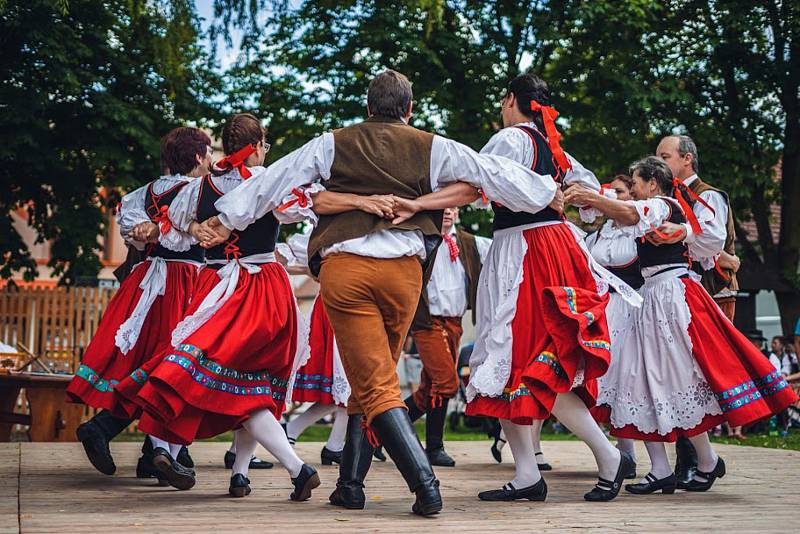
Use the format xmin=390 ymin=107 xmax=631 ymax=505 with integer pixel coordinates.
xmin=0 ymin=285 xmax=116 ymax=372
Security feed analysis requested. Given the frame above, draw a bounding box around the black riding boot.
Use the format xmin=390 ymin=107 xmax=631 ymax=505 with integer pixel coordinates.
xmin=329 ymin=414 xmax=375 ymax=510
xmin=403 ymin=395 xmax=425 ymax=422
xmin=425 ymin=399 xmax=455 ymax=467
xmin=76 ymin=410 xmax=132 ymax=475
xmin=371 ymin=407 xmax=442 ymax=516
xmin=674 ymin=436 xmax=698 ymax=489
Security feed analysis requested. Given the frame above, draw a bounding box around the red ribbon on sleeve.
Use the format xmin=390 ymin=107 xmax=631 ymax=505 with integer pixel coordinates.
xmin=276 ymin=188 xmax=309 ymax=213
xmin=530 ymin=101 xmax=572 ymax=174
xmin=215 ymin=144 xmax=257 ymax=179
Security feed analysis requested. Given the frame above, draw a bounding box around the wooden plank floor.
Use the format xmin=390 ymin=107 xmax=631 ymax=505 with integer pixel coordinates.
xmin=2 ymin=441 xmax=797 ymax=533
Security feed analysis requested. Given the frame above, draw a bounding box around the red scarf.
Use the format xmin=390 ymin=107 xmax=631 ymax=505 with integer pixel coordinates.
xmin=443 ymin=232 xmax=459 ymax=262
xmin=215 ymin=144 xmax=256 ymax=179
xmin=672 ymin=178 xmax=715 ymax=235
xmin=530 ymin=100 xmax=572 ymax=174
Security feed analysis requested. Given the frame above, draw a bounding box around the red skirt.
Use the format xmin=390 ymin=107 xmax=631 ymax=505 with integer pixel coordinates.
xmin=292 ymin=296 xmax=338 ymax=405
xmin=66 ymin=260 xmax=198 ymax=417
xmin=116 ymin=263 xmax=298 ymax=445
xmin=467 ymin=223 xmax=610 ymax=424
xmin=608 ymin=277 xmax=797 ymax=442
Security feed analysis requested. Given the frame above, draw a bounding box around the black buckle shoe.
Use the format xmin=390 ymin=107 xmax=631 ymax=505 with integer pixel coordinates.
xmin=76 ymin=421 xmax=116 ymax=475
xmin=152 ymin=447 xmax=196 ymax=490
xmin=321 ymin=446 xmax=343 ymax=466
xmin=229 ymin=473 xmax=252 ymax=498
xmin=584 ymin=451 xmax=634 ymax=502
xmin=291 ymin=463 xmax=321 ymax=501
xmin=426 ymin=446 xmax=455 ymax=467
xmin=224 ymin=450 xmax=274 ymax=469
xmin=478 ymin=478 xmax=548 ymax=501
xmin=535 ymin=452 xmax=552 ymax=471
xmin=684 ymin=457 xmax=726 ymax=492
xmin=490 ymin=436 xmax=505 ymax=463
xmin=625 ymin=473 xmax=677 ymax=494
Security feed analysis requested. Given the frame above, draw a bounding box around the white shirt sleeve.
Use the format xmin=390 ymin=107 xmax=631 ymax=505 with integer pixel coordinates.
xmin=277 ymin=232 xmax=311 ymax=269
xmin=429 ymin=134 xmax=556 ymax=213
xmin=617 ymin=197 xmax=675 ymax=239
xmin=115 ymin=184 xmax=150 ymax=248
xmin=215 ymin=133 xmax=335 ymax=230
xmin=563 ymin=152 xmax=600 ymax=190
xmin=475 ymin=235 xmax=493 ymax=263
xmin=685 ymin=190 xmax=728 ymax=268
xmin=273 ymin=182 xmax=326 ymax=225
xmin=159 ymin=179 xmax=201 ymax=252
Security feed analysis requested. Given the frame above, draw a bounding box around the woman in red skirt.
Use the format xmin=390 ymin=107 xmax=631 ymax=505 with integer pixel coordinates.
xmin=277 ymin=233 xmax=350 ymax=465
xmin=565 ymin=156 xmax=798 ymax=495
xmin=67 ymin=127 xmax=212 ymax=477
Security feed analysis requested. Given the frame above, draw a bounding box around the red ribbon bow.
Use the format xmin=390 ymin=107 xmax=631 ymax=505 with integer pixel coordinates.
xmin=215 ymin=144 xmax=256 ymax=179
xmin=276 ymin=188 xmax=309 ymax=213
xmin=443 ymin=232 xmax=459 ymax=262
xmin=153 ymin=205 xmax=172 ymax=235
xmin=530 ymin=101 xmax=572 ymax=174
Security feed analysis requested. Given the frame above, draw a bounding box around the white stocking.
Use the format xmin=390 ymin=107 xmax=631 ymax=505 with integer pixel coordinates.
xmin=643 ymin=441 xmax=672 ymax=480
xmin=531 ymin=419 xmax=549 ymax=464
xmin=497 ymin=428 xmax=507 ymax=451
xmin=325 ymin=406 xmax=348 ymax=452
xmin=232 ymin=428 xmax=258 ymax=477
xmin=550 ymin=392 xmax=620 ymax=481
xmin=616 ymin=438 xmax=636 ymax=462
xmin=688 ymin=432 xmax=719 ymax=476
xmin=149 ymin=436 xmax=171 ymax=456
xmin=243 ymin=409 xmax=304 ymax=478
xmin=286 ymin=402 xmax=337 ymax=443
xmin=168 ymin=443 xmax=182 ymax=460
xmin=500 ymin=419 xmax=542 ymax=488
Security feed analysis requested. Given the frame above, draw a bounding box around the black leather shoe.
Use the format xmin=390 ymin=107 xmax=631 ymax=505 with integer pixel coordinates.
xmin=152 ymin=447 xmax=196 ymax=490
xmin=478 ymin=478 xmax=548 ymax=501
xmin=584 ymin=451 xmax=634 ymax=502
xmin=229 ymin=473 xmax=252 ymax=497
xmin=373 ymin=446 xmax=387 ymax=462
xmin=371 ymin=407 xmax=442 ymax=516
xmin=321 ymin=446 xmax=342 ymax=466
xmin=425 ymin=400 xmax=455 ymax=467
xmin=490 ymin=436 xmax=505 ymax=463
xmin=224 ymin=450 xmax=274 ymax=469
xmin=290 ymin=463 xmax=321 ymax=501
xmin=427 ymin=446 xmax=455 ymax=467
xmin=177 ymin=446 xmax=194 ymax=468
xmin=625 ymin=473 xmax=677 ymax=494
xmin=136 ymin=438 xmax=158 ymax=479
xmin=684 ymin=457 xmax=726 ymax=492
xmin=674 ymin=437 xmax=698 ymax=489
xmin=329 ymin=414 xmax=375 ymax=510
xmin=624 ymin=461 xmax=637 ymax=480
xmin=76 ymin=421 xmax=116 ymax=475
xmin=536 ymin=452 xmax=552 ymax=471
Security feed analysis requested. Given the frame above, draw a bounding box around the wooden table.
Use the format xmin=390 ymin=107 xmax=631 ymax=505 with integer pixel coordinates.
xmin=0 ymin=372 xmax=83 ymax=442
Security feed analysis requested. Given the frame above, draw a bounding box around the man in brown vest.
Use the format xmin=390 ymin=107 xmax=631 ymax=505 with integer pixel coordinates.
xmin=653 ymin=134 xmax=741 ymax=488
xmin=203 ymin=70 xmax=549 ymax=515
xmin=406 ymin=207 xmax=491 ymax=467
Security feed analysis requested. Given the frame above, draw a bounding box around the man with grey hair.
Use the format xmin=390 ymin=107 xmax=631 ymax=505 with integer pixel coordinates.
xmin=199 ymin=69 xmax=562 ymax=515
xmin=654 ymin=134 xmax=740 ymax=489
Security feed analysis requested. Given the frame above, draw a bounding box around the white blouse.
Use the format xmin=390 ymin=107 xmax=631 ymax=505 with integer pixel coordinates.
xmin=586 ymin=219 xmax=638 ymax=269
xmin=427 ymin=228 xmax=492 ymax=318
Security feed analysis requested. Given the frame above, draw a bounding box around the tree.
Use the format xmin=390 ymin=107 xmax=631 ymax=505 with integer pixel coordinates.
xmin=0 ymin=0 xmax=220 ymax=284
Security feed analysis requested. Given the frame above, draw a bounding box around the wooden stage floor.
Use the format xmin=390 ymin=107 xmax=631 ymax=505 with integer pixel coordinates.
xmin=1 ymin=440 xmax=797 ymax=533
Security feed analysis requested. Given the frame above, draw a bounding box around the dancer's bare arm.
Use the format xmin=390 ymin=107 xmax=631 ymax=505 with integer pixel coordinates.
xmin=391 ymin=182 xmax=480 ymax=224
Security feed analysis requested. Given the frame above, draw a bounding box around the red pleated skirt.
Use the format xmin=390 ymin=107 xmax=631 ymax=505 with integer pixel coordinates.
xmin=609 ymin=277 xmax=797 ymax=441
xmin=66 ymin=260 xmax=198 ymax=417
xmin=116 ymin=263 xmax=298 ymax=445
xmin=292 ymin=296 xmax=338 ymax=405
xmin=466 ymin=223 xmax=610 ymax=424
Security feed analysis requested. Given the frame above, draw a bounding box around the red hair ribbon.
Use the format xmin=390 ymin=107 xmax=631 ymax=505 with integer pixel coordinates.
xmin=672 ymin=178 xmax=712 ymax=235
xmin=361 ymin=418 xmax=381 ymax=448
xmin=153 ymin=205 xmax=172 ymax=235
xmin=442 ymin=233 xmax=459 ymax=262
xmin=216 ymin=144 xmax=256 ymax=179
xmin=276 ymin=188 xmax=309 ymax=213
xmin=530 ymin=101 xmax=572 ymax=174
